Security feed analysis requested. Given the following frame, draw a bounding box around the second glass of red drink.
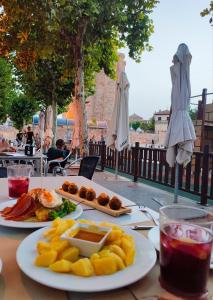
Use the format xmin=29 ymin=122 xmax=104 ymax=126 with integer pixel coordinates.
xmin=7 ymin=165 xmax=32 ymax=198
xmin=159 ymin=205 xmax=213 ymax=299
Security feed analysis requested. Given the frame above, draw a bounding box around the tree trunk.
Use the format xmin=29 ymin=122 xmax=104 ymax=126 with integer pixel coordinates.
xmin=73 ymin=18 xmax=89 ymax=156
xmin=52 ymin=94 xmax=57 ymax=146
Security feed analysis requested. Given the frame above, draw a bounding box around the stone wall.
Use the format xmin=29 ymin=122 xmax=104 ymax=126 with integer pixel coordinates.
xmin=0 ymin=126 xmax=18 ymax=141
xmin=155 ymin=121 xmax=168 ymax=134
xmin=86 ymin=53 xmax=126 ymax=127
xmin=130 ymin=131 xmax=166 ymax=147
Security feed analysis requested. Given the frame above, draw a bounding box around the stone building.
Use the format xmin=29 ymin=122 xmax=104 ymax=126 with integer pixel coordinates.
xmin=129 ymin=113 xmax=144 ymax=123
xmin=154 ymin=110 xmax=170 ymax=134
xmin=194 ymin=103 xmax=213 ymax=152
xmin=86 ymin=53 xmax=126 ymax=141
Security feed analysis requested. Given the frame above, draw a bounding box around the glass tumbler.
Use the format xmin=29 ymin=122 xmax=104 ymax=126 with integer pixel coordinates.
xmin=159 ymin=205 xmax=213 ymax=299
xmin=7 ymin=164 xmax=32 ymax=198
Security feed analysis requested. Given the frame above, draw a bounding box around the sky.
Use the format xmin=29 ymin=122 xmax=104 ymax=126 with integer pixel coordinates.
xmin=122 ymin=0 xmax=213 ymax=119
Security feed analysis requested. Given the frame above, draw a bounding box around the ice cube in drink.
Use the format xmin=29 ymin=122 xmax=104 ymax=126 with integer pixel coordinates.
xmin=8 ymin=176 xmax=29 ymax=198
xmin=160 ymin=223 xmax=212 ymax=298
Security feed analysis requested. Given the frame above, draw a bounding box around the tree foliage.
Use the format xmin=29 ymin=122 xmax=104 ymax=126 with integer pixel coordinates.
xmin=146 ymin=116 xmax=155 ymax=132
xmin=17 ymin=58 xmax=73 ymax=109
xmin=8 ymin=94 xmax=39 ymax=130
xmin=130 ymin=121 xmax=141 ymax=131
xmin=201 ymin=1 xmax=213 ymax=24
xmin=130 ymin=117 xmax=155 ymax=132
xmin=189 ymin=108 xmax=198 ymax=121
xmin=0 ymin=58 xmax=15 ymax=123
xmin=0 ymin=0 xmax=158 ymax=152
xmin=15 ymin=57 xmax=74 ymax=143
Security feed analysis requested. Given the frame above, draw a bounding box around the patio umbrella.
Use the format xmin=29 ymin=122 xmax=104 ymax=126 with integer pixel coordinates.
xmin=63 ymin=103 xmax=75 ymax=143
xmin=44 ymin=105 xmax=54 ymax=151
xmin=107 ymin=71 xmax=130 ymax=178
xmin=165 ymin=43 xmax=196 ymax=203
xmin=69 ymin=101 xmax=80 ymax=160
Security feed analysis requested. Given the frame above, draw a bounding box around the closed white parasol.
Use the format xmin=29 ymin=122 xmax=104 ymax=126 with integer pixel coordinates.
xmin=165 ymin=43 xmax=196 ymax=202
xmin=107 ymin=71 xmax=130 ymax=177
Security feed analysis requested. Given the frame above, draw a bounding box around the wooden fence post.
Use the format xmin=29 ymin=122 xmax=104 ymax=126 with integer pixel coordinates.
xmin=100 ymin=141 xmax=106 ymax=171
xmin=200 ymin=88 xmax=207 ymax=152
xmin=88 ymin=139 xmax=93 ymax=155
xmin=199 ymin=145 xmax=209 ymax=205
xmin=133 ymin=142 xmax=140 ymax=182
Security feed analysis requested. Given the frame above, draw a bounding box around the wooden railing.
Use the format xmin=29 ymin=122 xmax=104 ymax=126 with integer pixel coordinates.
xmin=89 ymin=141 xmax=213 ymax=205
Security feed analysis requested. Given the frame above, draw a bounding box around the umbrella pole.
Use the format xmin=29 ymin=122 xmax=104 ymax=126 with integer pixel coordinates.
xmin=174 ymin=161 xmax=179 ymax=203
xmin=40 ymin=138 xmax=43 ymax=178
xmin=115 ymin=150 xmax=119 ymax=179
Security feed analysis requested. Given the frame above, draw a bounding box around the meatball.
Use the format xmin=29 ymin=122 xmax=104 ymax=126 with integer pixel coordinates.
xmin=97 ymin=193 xmax=110 ymax=206
xmin=79 ymin=186 xmax=87 ymax=198
xmin=109 ymin=196 xmax=122 ymax=210
xmin=68 ymin=183 xmax=78 ymax=194
xmin=62 ymin=181 xmax=70 ymax=192
xmin=86 ymin=188 xmax=96 ymax=201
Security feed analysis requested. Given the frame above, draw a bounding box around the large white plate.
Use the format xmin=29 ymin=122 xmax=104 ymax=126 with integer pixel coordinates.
xmin=0 ymin=200 xmax=83 ymax=228
xmin=148 ymin=226 xmax=160 ymax=252
xmin=16 ymin=226 xmax=157 ymax=292
xmin=148 ymin=226 xmax=213 ymax=270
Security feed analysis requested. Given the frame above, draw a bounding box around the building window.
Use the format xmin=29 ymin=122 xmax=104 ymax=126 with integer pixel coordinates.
xmin=167 ymin=117 xmax=169 ymax=121
xmin=158 ymin=117 xmax=161 ymax=121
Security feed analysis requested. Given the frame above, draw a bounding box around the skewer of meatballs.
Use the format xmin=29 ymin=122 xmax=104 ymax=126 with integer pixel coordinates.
xmin=61 ymin=182 xmax=122 ymax=210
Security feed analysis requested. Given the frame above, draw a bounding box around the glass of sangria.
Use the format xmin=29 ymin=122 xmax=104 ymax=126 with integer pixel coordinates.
xmin=7 ymin=165 xmax=32 ymax=198
xmin=159 ymin=205 xmax=213 ymax=299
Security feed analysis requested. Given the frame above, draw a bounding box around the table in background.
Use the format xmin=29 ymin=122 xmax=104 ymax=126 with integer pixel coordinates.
xmin=0 ymin=152 xmax=47 ymax=176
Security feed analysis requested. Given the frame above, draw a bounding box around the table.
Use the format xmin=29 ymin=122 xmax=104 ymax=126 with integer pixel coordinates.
xmin=0 ymin=176 xmax=212 ymax=300
xmin=0 ymin=152 xmax=47 ymax=176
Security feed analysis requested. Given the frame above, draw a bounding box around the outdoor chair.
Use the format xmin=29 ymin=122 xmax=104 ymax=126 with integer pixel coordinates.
xmin=53 ymin=156 xmax=100 ymax=180
xmin=0 ymin=167 xmax=7 ymax=178
xmin=44 ymin=151 xmax=72 ymax=176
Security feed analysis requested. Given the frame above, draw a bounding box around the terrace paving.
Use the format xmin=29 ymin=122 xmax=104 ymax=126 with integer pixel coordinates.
xmin=91 ymin=170 xmax=213 ymax=213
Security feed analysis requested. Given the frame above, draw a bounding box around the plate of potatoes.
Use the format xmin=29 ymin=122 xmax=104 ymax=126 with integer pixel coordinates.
xmin=16 ymin=219 xmax=156 ymax=292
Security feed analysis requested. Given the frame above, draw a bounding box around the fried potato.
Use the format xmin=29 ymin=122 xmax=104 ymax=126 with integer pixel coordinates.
xmin=50 ymin=240 xmax=69 ymax=255
xmin=37 ymin=241 xmax=51 ymax=255
xmin=59 ymin=247 xmax=79 ymax=262
xmin=70 ymin=258 xmax=94 ymax=277
xmin=92 ymin=256 xmax=117 ymax=275
xmin=35 ymin=250 xmax=57 ymax=267
xmin=50 ymin=259 xmax=73 ymax=273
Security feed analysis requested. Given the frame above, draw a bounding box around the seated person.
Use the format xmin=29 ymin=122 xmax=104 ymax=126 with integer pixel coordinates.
xmin=25 ymin=126 xmax=34 ymax=145
xmin=47 ymin=139 xmax=69 ymax=171
xmin=16 ymin=131 xmax=23 ymax=146
xmin=0 ymin=139 xmax=16 ymax=153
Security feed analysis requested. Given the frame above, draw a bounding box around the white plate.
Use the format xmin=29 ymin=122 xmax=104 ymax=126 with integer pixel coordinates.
xmin=148 ymin=226 xmax=160 ymax=252
xmin=16 ymin=226 xmax=157 ymax=292
xmin=211 ymin=251 xmax=213 ymax=270
xmin=0 ymin=258 xmax=2 ymax=273
xmin=0 ymin=200 xmax=83 ymax=228
xmin=148 ymin=226 xmax=213 ymax=270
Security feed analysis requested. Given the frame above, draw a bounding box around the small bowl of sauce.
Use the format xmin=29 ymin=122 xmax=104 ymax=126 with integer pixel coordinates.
xmin=61 ymin=223 xmax=111 ymax=257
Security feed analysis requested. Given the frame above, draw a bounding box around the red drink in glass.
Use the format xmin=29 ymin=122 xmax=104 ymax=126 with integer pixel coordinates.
xmin=8 ymin=176 xmax=29 ymax=198
xmin=160 ymin=223 xmax=212 ymax=298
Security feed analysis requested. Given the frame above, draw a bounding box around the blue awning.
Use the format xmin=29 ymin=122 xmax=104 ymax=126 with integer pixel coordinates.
xmin=33 ymin=115 xmax=74 ymax=126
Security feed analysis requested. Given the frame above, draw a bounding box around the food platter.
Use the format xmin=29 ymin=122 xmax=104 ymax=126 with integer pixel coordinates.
xmin=56 ymin=188 xmax=132 ymax=217
xmin=0 ymin=200 xmax=83 ymax=228
xmin=16 ymin=226 xmax=157 ymax=292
